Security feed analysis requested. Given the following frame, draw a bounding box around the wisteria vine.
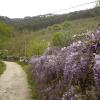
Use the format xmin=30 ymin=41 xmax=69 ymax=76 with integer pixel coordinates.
xmin=30 ymin=33 xmax=100 ymax=100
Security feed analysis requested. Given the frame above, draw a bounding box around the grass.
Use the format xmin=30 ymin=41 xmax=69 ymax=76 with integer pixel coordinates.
xmin=0 ymin=61 xmax=6 ymax=75
xmin=17 ymin=62 xmax=39 ymax=100
xmin=1 ymin=16 xmax=100 ymax=57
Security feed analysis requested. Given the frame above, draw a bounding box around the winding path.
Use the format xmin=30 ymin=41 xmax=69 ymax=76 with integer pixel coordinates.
xmin=0 ymin=61 xmax=31 ymax=100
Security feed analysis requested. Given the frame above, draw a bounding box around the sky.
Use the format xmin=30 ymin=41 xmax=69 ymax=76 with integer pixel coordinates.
xmin=0 ymin=0 xmax=96 ymax=18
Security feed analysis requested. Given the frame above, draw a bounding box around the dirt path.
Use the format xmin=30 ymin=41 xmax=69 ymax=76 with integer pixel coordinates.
xmin=0 ymin=61 xmax=31 ymax=100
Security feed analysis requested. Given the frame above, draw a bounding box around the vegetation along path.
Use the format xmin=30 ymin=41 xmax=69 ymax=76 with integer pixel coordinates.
xmin=0 ymin=61 xmax=31 ymax=100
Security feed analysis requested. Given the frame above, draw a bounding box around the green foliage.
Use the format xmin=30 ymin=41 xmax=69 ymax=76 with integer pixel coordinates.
xmin=1 ymin=16 xmax=100 ymax=56
xmin=27 ymin=39 xmax=48 ymax=56
xmin=62 ymin=21 xmax=72 ymax=29
xmin=0 ymin=8 xmax=100 ymax=56
xmin=52 ymin=24 xmax=62 ymax=31
xmin=0 ymin=22 xmax=13 ymax=49
xmin=0 ymin=22 xmax=13 ymax=37
xmin=52 ymin=32 xmax=65 ymax=46
xmin=0 ymin=61 xmax=6 ymax=75
xmin=0 ymin=50 xmax=8 ymax=59
xmin=51 ymin=16 xmax=100 ymax=47
xmin=0 ymin=7 xmax=100 ymax=31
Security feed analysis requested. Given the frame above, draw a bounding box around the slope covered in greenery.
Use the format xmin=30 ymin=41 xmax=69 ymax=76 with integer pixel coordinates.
xmin=0 ymin=7 xmax=100 ymax=31
xmin=0 ymin=5 xmax=100 ymax=100
xmin=0 ymin=7 xmax=100 ymax=58
xmin=1 ymin=16 xmax=100 ymax=57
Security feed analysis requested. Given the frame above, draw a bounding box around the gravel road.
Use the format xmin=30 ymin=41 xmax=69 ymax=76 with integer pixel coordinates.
xmin=0 ymin=61 xmax=31 ymax=100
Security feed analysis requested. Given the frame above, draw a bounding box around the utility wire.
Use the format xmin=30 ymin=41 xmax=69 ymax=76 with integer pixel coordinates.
xmin=45 ymin=1 xmax=97 ymax=15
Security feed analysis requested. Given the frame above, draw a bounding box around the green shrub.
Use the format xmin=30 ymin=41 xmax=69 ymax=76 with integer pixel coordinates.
xmin=52 ymin=24 xmax=62 ymax=31
xmin=62 ymin=21 xmax=72 ymax=29
xmin=52 ymin=32 xmax=65 ymax=47
xmin=27 ymin=39 xmax=48 ymax=56
xmin=52 ymin=31 xmax=77 ymax=47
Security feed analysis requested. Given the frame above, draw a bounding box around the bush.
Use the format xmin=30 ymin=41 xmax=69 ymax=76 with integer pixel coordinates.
xmin=52 ymin=31 xmax=74 ymax=47
xmin=27 ymin=39 xmax=48 ymax=56
xmin=52 ymin=32 xmax=65 ymax=47
xmin=52 ymin=24 xmax=62 ymax=31
xmin=62 ymin=21 xmax=72 ymax=29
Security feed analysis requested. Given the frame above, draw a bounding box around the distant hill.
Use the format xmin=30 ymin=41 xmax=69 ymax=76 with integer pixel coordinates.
xmin=0 ymin=7 xmax=100 ymax=31
xmin=0 ymin=6 xmax=100 ymax=57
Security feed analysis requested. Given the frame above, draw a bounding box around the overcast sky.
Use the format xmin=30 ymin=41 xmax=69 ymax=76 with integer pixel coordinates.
xmin=0 ymin=0 xmax=95 ymax=18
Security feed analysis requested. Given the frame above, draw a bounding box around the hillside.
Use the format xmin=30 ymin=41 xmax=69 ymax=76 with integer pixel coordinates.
xmin=0 ymin=4 xmax=100 ymax=100
xmin=0 ymin=6 xmax=100 ymax=31
xmin=0 ymin=7 xmax=100 ymax=58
